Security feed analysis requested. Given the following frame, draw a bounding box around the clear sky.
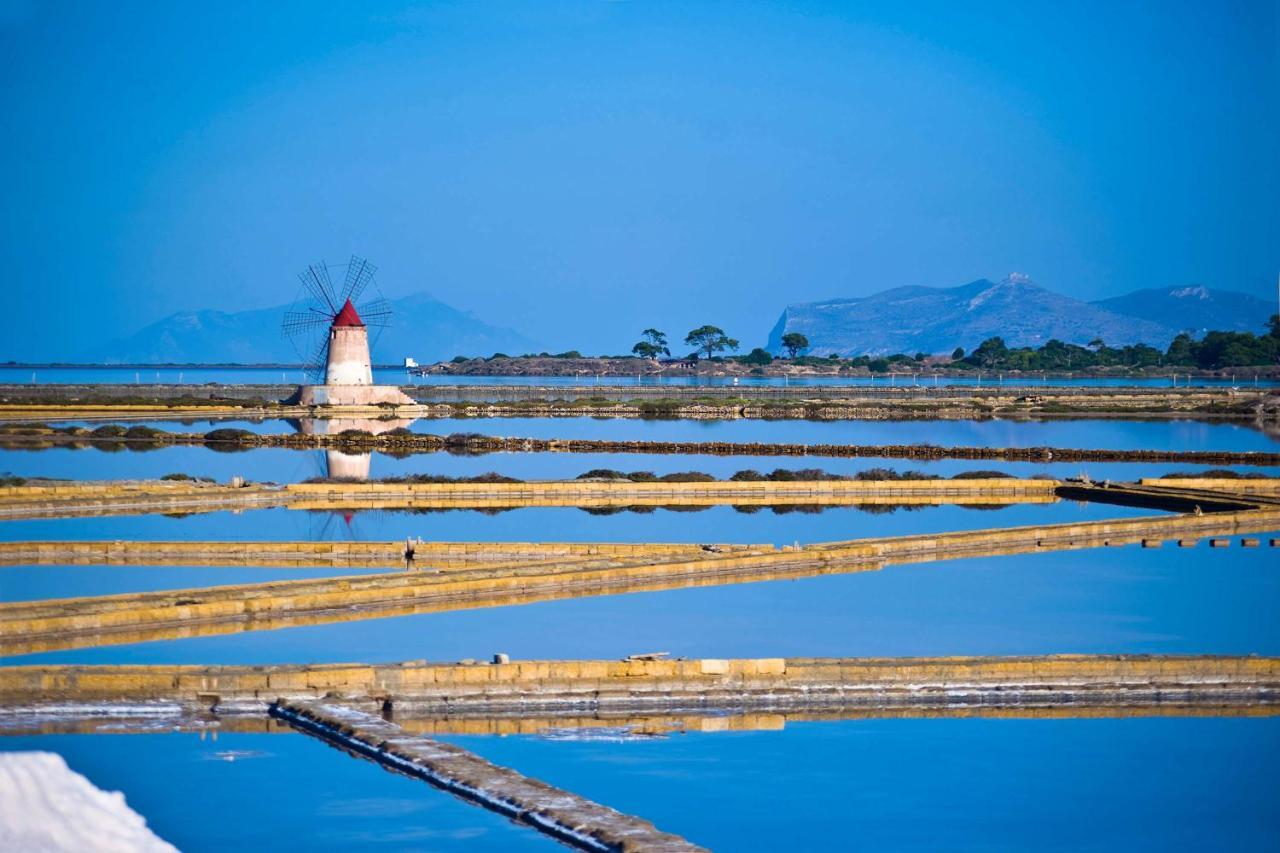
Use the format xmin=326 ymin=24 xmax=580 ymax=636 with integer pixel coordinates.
xmin=3 ymin=0 xmax=1277 ymax=358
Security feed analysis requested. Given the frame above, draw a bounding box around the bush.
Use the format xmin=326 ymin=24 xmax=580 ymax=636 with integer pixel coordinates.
xmin=124 ymin=425 xmax=164 ymax=439
xmin=657 ymin=471 xmax=716 ymax=482
xmin=1160 ymin=469 xmax=1267 ymax=480
xmin=853 ymin=467 xmax=937 ymax=481
xmin=950 ymin=470 xmax=1014 ymax=479
xmin=730 ymin=469 xmax=766 ymax=481
xmin=160 ymin=472 xmax=214 ymax=483
xmin=204 ymin=428 xmax=256 ymax=442
xmin=577 ymin=469 xmax=626 ymax=480
xmin=91 ymin=424 xmax=128 ymax=438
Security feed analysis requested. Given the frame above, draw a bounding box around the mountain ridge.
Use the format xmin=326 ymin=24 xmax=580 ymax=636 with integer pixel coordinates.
xmin=767 ymin=275 xmax=1270 ymax=357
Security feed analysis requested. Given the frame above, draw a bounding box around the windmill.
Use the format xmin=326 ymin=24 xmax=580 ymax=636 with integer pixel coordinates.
xmin=281 ymin=256 xmax=393 ymax=382
xmin=281 ymin=257 xmax=414 ymax=407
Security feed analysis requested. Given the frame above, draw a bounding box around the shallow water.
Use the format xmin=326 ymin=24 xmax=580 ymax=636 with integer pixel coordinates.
xmin=0 ymin=732 xmax=550 ymax=851
xmin=5 ymin=442 xmax=1278 ymax=486
xmin=11 ymin=528 xmax=1275 ymax=666
xmin=26 ymin=414 xmax=1280 ymax=451
xmin=0 ymin=499 xmax=1155 ymax=545
xmin=442 ymin=715 xmax=1280 ymax=852
xmin=3 ymin=409 xmax=1277 ymax=850
xmin=0 ymin=564 xmax=384 ymax=603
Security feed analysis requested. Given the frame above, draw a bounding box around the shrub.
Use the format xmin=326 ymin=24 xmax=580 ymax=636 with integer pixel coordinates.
xmin=950 ymin=470 xmax=1014 ymax=479
xmin=657 ymin=471 xmax=716 ymax=482
xmin=91 ymin=424 xmax=128 ymax=438
xmin=577 ymin=469 xmax=626 ymax=480
xmin=204 ymin=428 xmax=256 ymax=442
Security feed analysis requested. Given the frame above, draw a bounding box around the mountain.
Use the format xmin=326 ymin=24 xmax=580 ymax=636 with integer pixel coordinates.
xmin=90 ymin=291 xmax=537 ymax=364
xmin=1091 ymin=285 xmax=1273 ymax=337
xmin=767 ymin=274 xmax=1186 ymax=357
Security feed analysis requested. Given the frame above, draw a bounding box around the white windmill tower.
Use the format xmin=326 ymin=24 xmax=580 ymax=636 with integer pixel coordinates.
xmin=282 ymin=256 xmax=415 ymax=407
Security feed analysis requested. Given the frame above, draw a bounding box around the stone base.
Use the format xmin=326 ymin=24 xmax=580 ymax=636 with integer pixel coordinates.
xmin=290 ymin=385 xmax=416 ymax=407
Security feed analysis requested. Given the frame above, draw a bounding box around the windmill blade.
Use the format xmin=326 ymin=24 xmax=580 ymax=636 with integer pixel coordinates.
xmin=298 ymin=263 xmax=339 ymax=314
xmin=341 ymin=255 xmax=378 ymax=305
xmin=304 ymin=333 xmax=331 ymax=381
xmin=281 ymin=310 xmax=333 ymax=339
xmin=356 ymin=296 xmax=394 ymax=328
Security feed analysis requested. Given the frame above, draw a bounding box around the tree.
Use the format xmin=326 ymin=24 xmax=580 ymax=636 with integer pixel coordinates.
xmin=1267 ymin=314 xmax=1280 ymax=339
xmin=742 ymin=347 xmax=773 ymax=366
xmin=951 ymin=347 xmax=965 ymax=361
xmin=969 ymin=336 xmax=1009 ymax=369
xmin=684 ymin=325 xmax=739 ymax=359
xmin=631 ymin=328 xmax=670 ymax=360
xmin=1088 ymin=337 xmax=1105 ymax=351
xmin=780 ymin=332 xmax=809 ymax=359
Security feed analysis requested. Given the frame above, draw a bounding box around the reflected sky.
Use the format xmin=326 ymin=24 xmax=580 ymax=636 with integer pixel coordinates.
xmin=443 ymin=715 xmax=1280 ymax=853
xmin=0 ymin=732 xmax=549 ymax=852
xmin=10 ymin=528 xmax=1275 ymax=666
xmin=0 ymin=500 xmax=1155 ymax=545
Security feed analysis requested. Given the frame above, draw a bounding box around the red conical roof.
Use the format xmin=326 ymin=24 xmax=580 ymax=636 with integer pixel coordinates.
xmin=332 ymin=298 xmax=364 ymax=327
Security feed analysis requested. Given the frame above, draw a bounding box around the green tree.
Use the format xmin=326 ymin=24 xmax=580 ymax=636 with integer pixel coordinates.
xmin=742 ymin=347 xmax=773 ymax=365
xmin=951 ymin=346 xmax=965 ymax=361
xmin=684 ymin=325 xmax=739 ymax=359
xmin=631 ymin=328 xmax=670 ymax=359
xmin=969 ymin=336 xmax=1009 ymax=369
xmin=780 ymin=332 xmax=809 ymax=359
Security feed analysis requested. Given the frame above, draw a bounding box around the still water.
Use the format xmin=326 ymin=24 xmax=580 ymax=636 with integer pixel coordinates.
xmin=0 ymin=733 xmax=549 ymax=851
xmin=444 ymin=715 xmax=1279 ymax=852
xmin=3 ymin=716 xmax=1274 ymax=852
xmin=29 ymin=414 xmax=1280 ymax=452
xmin=9 ymin=527 xmax=1274 ymax=666
xmin=3 ymin=442 xmax=1276 ymax=484
xmin=0 ymin=500 xmax=1154 ymax=546
xmin=2 ymin=413 xmax=1277 ymax=850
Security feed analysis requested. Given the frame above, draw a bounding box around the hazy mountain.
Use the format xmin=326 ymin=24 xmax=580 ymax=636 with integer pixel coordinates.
xmin=1091 ymin=285 xmax=1273 ymax=337
xmin=766 ymin=274 xmax=1183 ymax=357
xmin=90 ymin=291 xmax=537 ymax=364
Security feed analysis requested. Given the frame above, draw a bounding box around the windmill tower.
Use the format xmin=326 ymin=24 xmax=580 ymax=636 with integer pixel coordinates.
xmin=282 ymin=256 xmax=414 ymax=407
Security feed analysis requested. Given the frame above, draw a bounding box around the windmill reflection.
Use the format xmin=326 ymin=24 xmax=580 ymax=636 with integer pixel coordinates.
xmin=291 ymin=415 xmax=420 ymax=541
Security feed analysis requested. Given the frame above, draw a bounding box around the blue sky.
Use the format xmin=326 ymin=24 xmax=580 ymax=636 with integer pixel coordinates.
xmin=3 ymin=0 xmax=1277 ymax=358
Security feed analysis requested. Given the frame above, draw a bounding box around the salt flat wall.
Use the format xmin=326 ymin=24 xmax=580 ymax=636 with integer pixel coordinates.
xmin=3 ymin=656 xmax=1275 ymax=706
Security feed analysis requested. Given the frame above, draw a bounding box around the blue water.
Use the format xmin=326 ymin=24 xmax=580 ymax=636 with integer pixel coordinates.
xmin=444 ymin=716 xmax=1280 ymax=852
xmin=3 ymin=404 xmax=1277 ymax=850
xmin=0 ymin=733 xmax=549 ymax=851
xmin=3 ymin=442 xmax=1276 ymax=485
xmin=11 ymin=528 xmax=1274 ymax=666
xmin=0 ymin=500 xmax=1154 ymax=546
xmin=22 ymin=414 xmax=1280 ymax=452
xmin=0 ymin=565 xmax=384 ymax=603
xmin=3 ymin=366 xmax=1274 ymax=388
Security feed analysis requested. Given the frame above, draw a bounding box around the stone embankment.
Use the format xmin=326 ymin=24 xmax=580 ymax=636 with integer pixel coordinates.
xmin=273 ymin=700 xmax=705 ymax=852
xmin=4 ymin=504 xmax=1277 ymax=655
xmin=0 ymin=477 xmax=1061 ymax=520
xmin=0 ymin=540 xmax=752 ymax=569
xmin=3 ymin=656 xmax=1275 ymax=712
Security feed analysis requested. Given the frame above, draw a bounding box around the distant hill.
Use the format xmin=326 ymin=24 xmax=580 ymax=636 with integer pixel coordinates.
xmin=1091 ymin=285 xmax=1273 ymax=337
xmin=766 ymin=275 xmax=1271 ymax=357
xmin=90 ymin=291 xmax=537 ymax=364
